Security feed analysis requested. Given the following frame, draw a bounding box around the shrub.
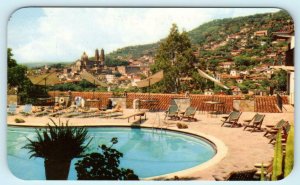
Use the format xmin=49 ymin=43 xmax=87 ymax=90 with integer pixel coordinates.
xmin=176 ymin=122 xmax=188 ymax=129
xmin=75 ymin=137 xmax=139 ymax=180
xmin=14 ymin=118 xmax=25 ymax=123
xmin=23 ymin=119 xmax=92 ymax=179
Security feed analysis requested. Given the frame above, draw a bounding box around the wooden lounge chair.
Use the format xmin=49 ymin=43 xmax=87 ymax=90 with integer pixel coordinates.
xmin=269 ymin=123 xmax=291 ymax=144
xmin=98 ymin=104 xmax=123 ymax=118
xmin=20 ymin=104 xmax=33 ymax=116
xmin=221 ymin=111 xmax=242 ymax=127
xmin=180 ymin=106 xmax=197 ymax=121
xmin=164 ymin=105 xmax=179 ymax=120
xmin=243 ymin=114 xmax=265 ymax=132
xmin=213 ymin=169 xmax=257 ymax=181
xmin=117 ymin=110 xmax=147 ymax=124
xmin=264 ymin=119 xmax=288 ymax=137
xmin=7 ymin=103 xmax=17 ymax=115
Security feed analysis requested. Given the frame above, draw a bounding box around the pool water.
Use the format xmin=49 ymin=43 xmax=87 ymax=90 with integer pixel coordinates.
xmin=7 ymin=126 xmax=216 ymax=180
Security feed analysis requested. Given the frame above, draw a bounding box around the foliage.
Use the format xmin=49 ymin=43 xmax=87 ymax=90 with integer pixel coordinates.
xmin=105 ymin=57 xmax=129 ymax=67
xmin=150 ymin=24 xmax=200 ymax=93
xmin=75 ymin=137 xmax=139 ymax=180
xmin=272 ymin=129 xmax=283 ymax=180
xmin=14 ymin=118 xmax=25 ymax=123
xmin=260 ymin=163 xmax=265 ymax=181
xmin=176 ymin=122 xmax=188 ymax=129
xmin=51 ymin=80 xmax=107 ymax=92
xmin=284 ymin=125 xmax=294 ymax=177
xmin=23 ymin=119 xmax=92 ymax=161
xmin=233 ymin=56 xmax=255 ymax=70
xmin=271 ymin=69 xmax=287 ymax=91
xmin=7 ymin=48 xmax=48 ymax=103
xmin=7 ymin=48 xmax=17 ymax=68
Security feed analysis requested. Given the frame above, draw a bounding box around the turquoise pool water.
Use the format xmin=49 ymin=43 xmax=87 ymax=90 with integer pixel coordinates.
xmin=7 ymin=126 xmax=216 ymax=180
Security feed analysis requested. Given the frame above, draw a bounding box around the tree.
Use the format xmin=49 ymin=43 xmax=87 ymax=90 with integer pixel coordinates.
xmin=75 ymin=137 xmax=139 ymax=180
xmin=7 ymin=48 xmax=17 ymax=68
xmin=150 ymin=24 xmax=199 ymax=93
xmin=271 ymin=69 xmax=287 ymax=92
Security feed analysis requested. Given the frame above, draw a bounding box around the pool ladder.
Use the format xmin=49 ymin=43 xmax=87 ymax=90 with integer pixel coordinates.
xmin=152 ymin=112 xmax=164 ymax=132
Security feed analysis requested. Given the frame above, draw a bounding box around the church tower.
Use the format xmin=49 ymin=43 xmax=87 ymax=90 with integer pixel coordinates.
xmin=95 ymin=49 xmax=100 ymax=61
xmin=100 ymin=48 xmax=105 ymax=65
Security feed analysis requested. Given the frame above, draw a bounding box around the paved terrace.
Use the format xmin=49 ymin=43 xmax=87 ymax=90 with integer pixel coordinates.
xmin=7 ymin=109 xmax=294 ymax=180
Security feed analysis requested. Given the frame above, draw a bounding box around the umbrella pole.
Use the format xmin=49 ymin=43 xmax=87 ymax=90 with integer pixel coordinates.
xmin=93 ymin=79 xmax=95 ymax=99
xmin=44 ymin=78 xmax=47 ymax=95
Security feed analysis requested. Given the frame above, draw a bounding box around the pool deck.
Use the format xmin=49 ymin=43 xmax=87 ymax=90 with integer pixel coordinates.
xmin=7 ymin=109 xmax=294 ymax=180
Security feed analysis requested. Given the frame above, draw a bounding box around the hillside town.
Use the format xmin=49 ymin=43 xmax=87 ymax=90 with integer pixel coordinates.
xmin=27 ymin=12 xmax=294 ymax=104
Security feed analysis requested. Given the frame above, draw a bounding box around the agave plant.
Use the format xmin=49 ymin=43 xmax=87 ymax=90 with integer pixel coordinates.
xmin=23 ymin=118 xmax=92 ymax=180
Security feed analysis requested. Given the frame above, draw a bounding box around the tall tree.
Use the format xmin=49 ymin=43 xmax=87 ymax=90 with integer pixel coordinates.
xmin=151 ymin=24 xmax=201 ymax=93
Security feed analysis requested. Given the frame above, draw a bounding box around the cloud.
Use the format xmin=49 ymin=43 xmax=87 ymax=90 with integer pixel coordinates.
xmin=7 ymin=8 xmax=280 ymax=63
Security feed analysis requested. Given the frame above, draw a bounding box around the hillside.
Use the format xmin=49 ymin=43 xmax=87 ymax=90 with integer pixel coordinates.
xmin=107 ymin=10 xmax=293 ymax=60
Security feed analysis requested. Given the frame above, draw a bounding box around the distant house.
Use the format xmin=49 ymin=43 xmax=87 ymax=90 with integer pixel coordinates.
xmin=254 ymin=30 xmax=268 ymax=37
xmin=236 ymin=79 xmax=243 ymax=84
xmin=230 ymin=70 xmax=238 ymax=77
xmin=105 ymin=74 xmax=115 ymax=83
xmin=230 ymin=86 xmax=242 ymax=95
xmin=117 ymin=66 xmax=141 ymax=75
xmin=267 ymin=53 xmax=277 ymax=58
xmin=226 ymin=34 xmax=241 ymax=41
xmin=204 ymin=89 xmax=214 ymax=95
xmin=218 ymin=62 xmax=234 ymax=69
xmin=231 ymin=50 xmax=241 ymax=56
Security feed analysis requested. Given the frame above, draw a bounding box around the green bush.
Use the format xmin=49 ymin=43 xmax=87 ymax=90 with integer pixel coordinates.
xmin=75 ymin=137 xmax=139 ymax=180
xmin=14 ymin=118 xmax=25 ymax=123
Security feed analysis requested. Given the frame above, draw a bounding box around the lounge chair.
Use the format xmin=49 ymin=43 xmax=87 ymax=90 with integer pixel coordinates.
xmin=164 ymin=105 xmax=179 ymax=120
xmin=268 ymin=123 xmax=291 ymax=144
xmin=98 ymin=104 xmax=123 ymax=118
xmin=7 ymin=103 xmax=17 ymax=115
xmin=221 ymin=111 xmax=242 ymax=127
xmin=20 ymin=104 xmax=32 ymax=116
xmin=213 ymin=169 xmax=257 ymax=181
xmin=180 ymin=106 xmax=197 ymax=121
xmin=243 ymin=114 xmax=265 ymax=132
xmin=117 ymin=110 xmax=148 ymax=124
xmin=254 ymin=162 xmax=273 ymax=180
xmin=264 ymin=119 xmax=288 ymax=137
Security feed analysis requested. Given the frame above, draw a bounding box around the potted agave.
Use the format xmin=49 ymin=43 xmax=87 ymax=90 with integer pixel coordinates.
xmin=23 ymin=119 xmax=92 ymax=180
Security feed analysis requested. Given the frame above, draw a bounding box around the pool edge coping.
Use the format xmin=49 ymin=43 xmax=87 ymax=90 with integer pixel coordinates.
xmin=7 ymin=123 xmax=228 ymax=180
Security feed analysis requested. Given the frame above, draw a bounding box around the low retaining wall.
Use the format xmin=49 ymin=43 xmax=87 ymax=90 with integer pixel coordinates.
xmin=48 ymin=91 xmax=289 ymax=113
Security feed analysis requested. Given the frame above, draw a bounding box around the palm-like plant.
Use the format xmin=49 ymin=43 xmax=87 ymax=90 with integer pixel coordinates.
xmin=23 ymin=118 xmax=92 ymax=180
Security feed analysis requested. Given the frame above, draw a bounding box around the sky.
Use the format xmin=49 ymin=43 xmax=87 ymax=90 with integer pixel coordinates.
xmin=7 ymin=8 xmax=280 ymax=63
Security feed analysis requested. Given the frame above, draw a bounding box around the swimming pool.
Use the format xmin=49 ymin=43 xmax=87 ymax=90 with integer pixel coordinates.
xmin=7 ymin=126 xmax=216 ymax=180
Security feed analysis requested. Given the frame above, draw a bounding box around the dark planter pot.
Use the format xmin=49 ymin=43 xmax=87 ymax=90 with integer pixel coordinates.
xmin=44 ymin=159 xmax=71 ymax=180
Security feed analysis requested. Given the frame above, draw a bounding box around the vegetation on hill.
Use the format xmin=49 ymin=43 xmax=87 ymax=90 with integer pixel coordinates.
xmin=107 ymin=10 xmax=292 ymax=60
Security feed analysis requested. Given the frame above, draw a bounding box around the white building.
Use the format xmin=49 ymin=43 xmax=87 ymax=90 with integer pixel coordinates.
xmin=105 ymin=74 xmax=115 ymax=84
xmin=230 ymin=70 xmax=238 ymax=77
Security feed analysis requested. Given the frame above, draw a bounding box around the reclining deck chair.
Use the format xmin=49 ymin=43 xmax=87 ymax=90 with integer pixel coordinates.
xmin=264 ymin=119 xmax=288 ymax=137
xmin=243 ymin=113 xmax=265 ymax=132
xmin=213 ymin=169 xmax=257 ymax=181
xmin=20 ymin=104 xmax=32 ymax=116
xmin=221 ymin=111 xmax=242 ymax=127
xmin=164 ymin=105 xmax=179 ymax=120
xmin=7 ymin=103 xmax=17 ymax=115
xmin=180 ymin=106 xmax=197 ymax=121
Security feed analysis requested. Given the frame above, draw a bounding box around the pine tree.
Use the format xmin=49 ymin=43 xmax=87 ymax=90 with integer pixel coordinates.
xmin=151 ymin=24 xmax=200 ymax=93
